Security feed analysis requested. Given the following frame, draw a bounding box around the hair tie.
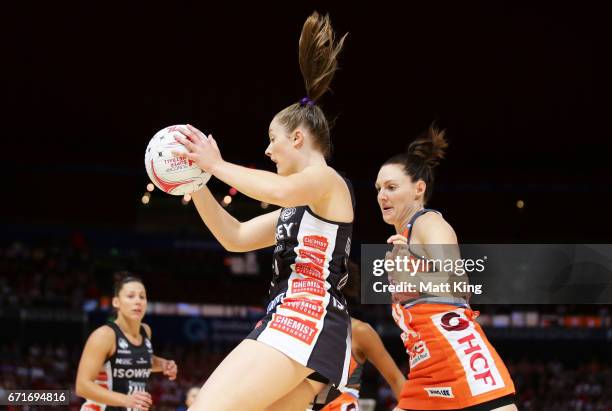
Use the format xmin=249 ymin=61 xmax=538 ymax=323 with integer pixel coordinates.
xmin=299 ymin=97 xmax=315 ymax=107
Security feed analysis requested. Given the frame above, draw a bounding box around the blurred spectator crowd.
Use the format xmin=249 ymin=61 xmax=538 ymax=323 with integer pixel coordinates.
xmin=1 ymin=341 xmax=611 ymax=410
xmin=2 ymin=240 xmax=612 ymax=410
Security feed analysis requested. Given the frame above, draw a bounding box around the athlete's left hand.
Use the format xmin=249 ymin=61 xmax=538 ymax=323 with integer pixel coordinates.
xmin=172 ymin=124 xmax=223 ymax=174
xmin=162 ymin=359 xmax=178 ymax=381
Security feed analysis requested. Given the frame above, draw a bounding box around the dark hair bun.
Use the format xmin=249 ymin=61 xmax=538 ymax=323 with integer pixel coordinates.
xmin=407 ymin=123 xmax=448 ymax=169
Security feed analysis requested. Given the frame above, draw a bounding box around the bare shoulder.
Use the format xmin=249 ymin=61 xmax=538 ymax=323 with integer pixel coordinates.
xmin=85 ymin=324 xmax=116 ymax=354
xmin=417 ymin=211 xmax=451 ymax=228
xmin=303 ymin=165 xmax=345 ymax=184
xmin=328 ymin=166 xmax=349 ymax=183
xmin=306 ymin=165 xmax=353 ymax=221
xmin=91 ymin=324 xmax=115 ymax=341
xmin=413 ymin=212 xmax=457 ymax=243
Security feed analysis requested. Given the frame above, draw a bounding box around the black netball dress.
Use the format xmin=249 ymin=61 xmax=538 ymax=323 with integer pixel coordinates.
xmin=247 ymin=178 xmax=355 ymax=388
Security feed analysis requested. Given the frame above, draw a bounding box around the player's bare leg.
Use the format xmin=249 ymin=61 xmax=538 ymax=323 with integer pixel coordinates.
xmin=189 ymin=339 xmax=322 ymax=411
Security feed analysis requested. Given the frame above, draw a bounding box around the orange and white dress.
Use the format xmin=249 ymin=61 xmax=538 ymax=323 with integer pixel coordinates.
xmin=392 ymin=209 xmax=515 ymax=410
xmin=392 ymin=302 xmax=515 ymax=410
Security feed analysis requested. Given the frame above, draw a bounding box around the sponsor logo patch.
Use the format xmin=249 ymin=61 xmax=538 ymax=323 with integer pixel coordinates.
xmin=112 ymin=368 xmax=152 ymax=379
xmin=269 ymin=314 xmax=318 ymax=345
xmin=432 ymin=309 xmax=505 ymax=396
xmin=424 ymin=387 xmax=454 ymax=398
xmin=115 ymin=358 xmax=132 ymax=366
xmin=291 ymin=279 xmax=326 ymax=297
xmin=295 ymin=262 xmax=325 ymax=280
xmin=303 ymin=235 xmax=329 ymax=252
xmin=409 ymin=340 xmax=431 ymax=368
xmin=298 ymin=249 xmax=326 ymax=266
xmin=440 ymin=312 xmax=469 ymax=331
xmin=281 ymin=298 xmax=325 ymax=320
xmin=281 ymin=207 xmax=297 ymax=222
xmin=118 ymin=338 xmax=129 ymax=350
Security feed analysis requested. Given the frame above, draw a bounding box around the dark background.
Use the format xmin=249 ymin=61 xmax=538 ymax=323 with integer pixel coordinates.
xmin=4 ymin=1 xmax=609 ymax=245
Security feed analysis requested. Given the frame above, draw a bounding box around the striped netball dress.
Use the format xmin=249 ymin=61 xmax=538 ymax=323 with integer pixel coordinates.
xmin=247 ymin=178 xmax=355 ymax=387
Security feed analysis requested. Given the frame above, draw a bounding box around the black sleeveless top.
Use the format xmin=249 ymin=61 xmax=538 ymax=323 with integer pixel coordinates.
xmin=269 ymin=178 xmax=355 ymax=300
xmin=80 ymin=322 xmax=153 ymax=411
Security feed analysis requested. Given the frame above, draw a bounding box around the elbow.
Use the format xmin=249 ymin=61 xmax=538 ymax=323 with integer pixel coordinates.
xmin=216 ymin=223 xmax=246 ymax=252
xmin=75 ymin=374 xmax=93 ymax=398
xmin=222 ymin=243 xmax=244 ymax=253
xmin=75 ymin=380 xmax=85 ymax=398
xmin=218 ymin=240 xmax=238 ymax=252
xmin=219 ymin=237 xmax=248 ymax=253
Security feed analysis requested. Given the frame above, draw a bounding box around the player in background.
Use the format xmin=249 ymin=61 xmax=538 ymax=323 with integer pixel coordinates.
xmin=184 ymin=387 xmax=200 ymax=410
xmin=311 ymin=261 xmax=405 ymax=411
xmin=311 ymin=317 xmax=405 ymax=411
xmin=76 ymin=273 xmax=178 ymax=411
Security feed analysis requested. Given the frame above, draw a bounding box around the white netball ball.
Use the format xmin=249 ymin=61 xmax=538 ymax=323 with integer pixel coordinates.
xmin=144 ymin=125 xmax=211 ymax=195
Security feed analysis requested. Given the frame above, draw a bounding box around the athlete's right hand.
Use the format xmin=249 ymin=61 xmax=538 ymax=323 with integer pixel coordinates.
xmin=385 ymin=243 xmax=420 ymax=304
xmin=386 ymin=233 xmax=408 ymax=245
xmin=123 ymin=391 xmax=153 ymax=410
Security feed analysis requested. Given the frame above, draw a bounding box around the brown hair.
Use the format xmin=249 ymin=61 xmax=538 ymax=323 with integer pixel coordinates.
xmin=384 ymin=123 xmax=448 ymax=203
xmin=113 ymin=271 xmax=144 ymax=297
xmin=274 ymin=12 xmax=347 ymax=158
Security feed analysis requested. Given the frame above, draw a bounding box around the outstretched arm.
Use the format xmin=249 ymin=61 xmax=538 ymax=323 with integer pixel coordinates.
xmin=209 ymin=162 xmax=335 ymax=208
xmin=173 ymin=125 xmax=335 ymax=207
